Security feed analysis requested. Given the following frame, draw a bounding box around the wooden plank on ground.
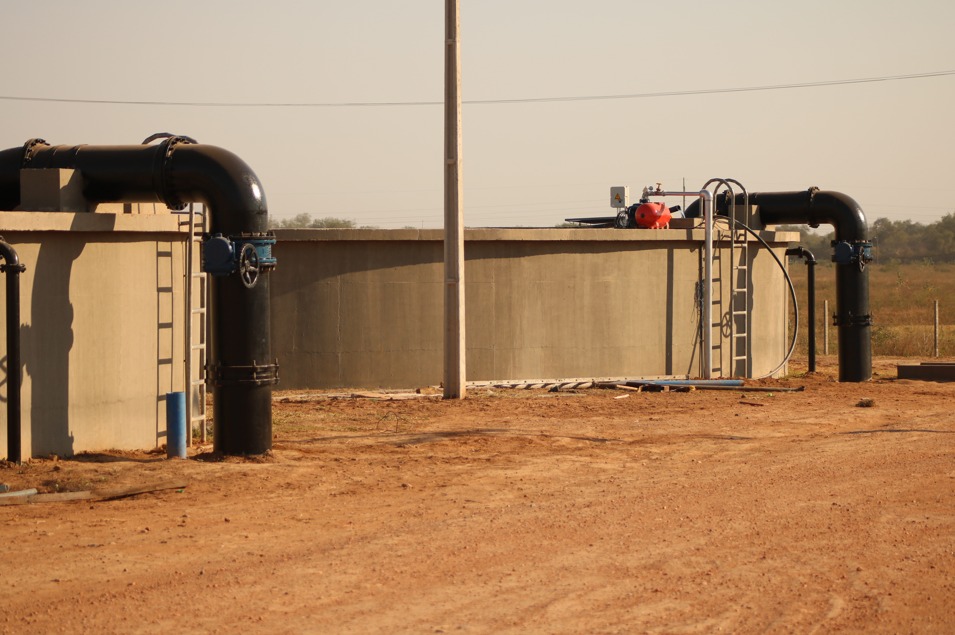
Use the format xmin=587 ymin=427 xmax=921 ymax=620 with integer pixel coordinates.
xmin=30 ymin=491 xmax=94 ymax=503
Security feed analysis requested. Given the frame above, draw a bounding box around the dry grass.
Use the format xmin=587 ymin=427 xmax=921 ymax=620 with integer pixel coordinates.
xmin=787 ymin=261 xmax=955 ymax=357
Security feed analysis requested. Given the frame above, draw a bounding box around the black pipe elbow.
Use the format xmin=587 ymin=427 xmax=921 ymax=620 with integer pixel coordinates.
xmin=163 ymin=145 xmax=269 ymax=235
xmin=751 ymin=189 xmax=867 ymax=242
xmin=785 ymin=246 xmax=816 ymax=265
xmin=0 ymin=241 xmax=22 ymax=270
xmin=810 ymin=191 xmax=867 ymax=242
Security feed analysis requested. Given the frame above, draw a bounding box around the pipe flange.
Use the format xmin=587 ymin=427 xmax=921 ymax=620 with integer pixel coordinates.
xmin=21 ymin=138 xmax=49 ymax=167
xmin=0 ymin=262 xmax=26 ymax=274
xmin=805 ymin=186 xmax=821 ymax=228
xmin=157 ymin=135 xmax=198 ymax=211
xmin=234 ymin=233 xmax=277 ymax=273
xmin=141 ymin=132 xmax=198 ymax=146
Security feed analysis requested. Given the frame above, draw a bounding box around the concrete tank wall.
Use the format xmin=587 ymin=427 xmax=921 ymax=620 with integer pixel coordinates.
xmin=271 ymin=227 xmax=797 ymax=389
xmin=0 ymin=212 xmax=188 ymax=459
xmin=0 ymin=214 xmax=796 ymax=459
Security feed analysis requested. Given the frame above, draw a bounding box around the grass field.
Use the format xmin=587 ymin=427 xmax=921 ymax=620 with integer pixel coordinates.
xmin=787 ymin=261 xmax=955 ymax=357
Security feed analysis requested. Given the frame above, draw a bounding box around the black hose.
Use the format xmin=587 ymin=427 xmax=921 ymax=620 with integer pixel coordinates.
xmin=723 ymin=217 xmax=799 ymax=380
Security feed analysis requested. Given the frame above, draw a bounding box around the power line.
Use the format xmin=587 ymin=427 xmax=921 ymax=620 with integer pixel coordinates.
xmin=1 ymin=70 xmax=952 ymax=109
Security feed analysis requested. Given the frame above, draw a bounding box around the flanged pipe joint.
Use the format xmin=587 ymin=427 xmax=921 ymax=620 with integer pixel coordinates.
xmin=0 ymin=137 xmax=278 ymax=454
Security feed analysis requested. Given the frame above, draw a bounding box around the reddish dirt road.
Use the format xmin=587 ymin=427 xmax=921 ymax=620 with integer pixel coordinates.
xmin=1 ymin=357 xmax=954 ymax=633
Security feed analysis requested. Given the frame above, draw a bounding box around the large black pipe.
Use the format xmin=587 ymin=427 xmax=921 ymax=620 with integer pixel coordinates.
xmin=786 ymin=246 xmax=817 ymax=373
xmin=751 ymin=189 xmax=871 ymax=382
xmin=0 ymin=240 xmax=24 ymax=463
xmin=0 ymin=138 xmax=276 ymax=455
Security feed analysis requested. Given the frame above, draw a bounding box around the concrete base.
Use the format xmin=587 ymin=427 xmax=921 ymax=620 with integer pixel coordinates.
xmin=897 ymin=363 xmax=955 ymax=381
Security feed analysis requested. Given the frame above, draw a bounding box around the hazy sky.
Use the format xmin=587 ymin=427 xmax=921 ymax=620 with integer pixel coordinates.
xmin=1 ymin=1 xmax=953 ymax=228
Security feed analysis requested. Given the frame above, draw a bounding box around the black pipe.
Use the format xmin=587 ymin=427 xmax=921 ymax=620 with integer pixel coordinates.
xmin=0 ymin=138 xmax=276 ymax=455
xmin=750 ymin=189 xmax=871 ymax=382
xmin=0 ymin=239 xmax=24 ymax=464
xmin=786 ymin=246 xmax=817 ymax=373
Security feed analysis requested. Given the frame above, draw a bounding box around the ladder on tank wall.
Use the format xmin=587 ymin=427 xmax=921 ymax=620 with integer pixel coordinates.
xmin=728 ymin=197 xmax=750 ymax=378
xmin=703 ymin=178 xmax=750 ymax=378
xmin=709 ymin=229 xmax=727 ymax=377
xmin=183 ymin=203 xmax=209 ymax=443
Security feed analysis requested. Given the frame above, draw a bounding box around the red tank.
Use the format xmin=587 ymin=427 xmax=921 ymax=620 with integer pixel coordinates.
xmin=634 ymin=202 xmax=671 ymax=229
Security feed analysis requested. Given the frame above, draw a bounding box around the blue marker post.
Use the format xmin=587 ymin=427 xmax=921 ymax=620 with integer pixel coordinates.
xmin=166 ymin=392 xmax=187 ymax=459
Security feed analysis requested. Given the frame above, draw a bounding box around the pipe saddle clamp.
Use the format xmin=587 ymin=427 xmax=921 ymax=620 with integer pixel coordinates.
xmin=209 ymin=360 xmax=280 ymax=387
xmin=833 ymin=311 xmax=873 ymax=328
xmin=202 ymin=233 xmax=277 ymax=288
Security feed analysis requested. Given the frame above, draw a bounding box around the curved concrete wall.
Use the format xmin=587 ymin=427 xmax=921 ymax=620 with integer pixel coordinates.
xmin=0 ymin=216 xmax=797 ymax=458
xmin=271 ymin=227 xmax=797 ymax=389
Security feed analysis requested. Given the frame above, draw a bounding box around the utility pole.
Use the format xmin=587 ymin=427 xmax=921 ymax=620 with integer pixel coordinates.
xmin=444 ymin=0 xmax=465 ymax=399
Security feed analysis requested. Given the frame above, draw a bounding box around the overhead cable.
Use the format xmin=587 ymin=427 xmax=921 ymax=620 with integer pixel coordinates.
xmin=0 ymin=70 xmax=952 ymax=108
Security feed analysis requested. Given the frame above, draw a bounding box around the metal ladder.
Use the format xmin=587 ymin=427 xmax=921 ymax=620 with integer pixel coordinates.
xmin=700 ymin=178 xmax=751 ymax=378
xmin=709 ymin=229 xmax=726 ymax=377
xmin=184 ymin=204 xmax=209 ymax=443
xmin=728 ymin=193 xmax=750 ymax=378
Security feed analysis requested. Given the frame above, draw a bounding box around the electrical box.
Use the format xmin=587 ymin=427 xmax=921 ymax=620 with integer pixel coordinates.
xmin=610 ymin=186 xmax=629 ymax=209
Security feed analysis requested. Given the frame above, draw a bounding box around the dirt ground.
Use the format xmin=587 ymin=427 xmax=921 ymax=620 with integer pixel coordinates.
xmin=1 ymin=356 xmax=953 ymax=634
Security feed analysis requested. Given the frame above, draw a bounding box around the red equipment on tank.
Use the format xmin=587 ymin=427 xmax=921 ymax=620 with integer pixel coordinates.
xmin=634 ymin=202 xmax=671 ymax=229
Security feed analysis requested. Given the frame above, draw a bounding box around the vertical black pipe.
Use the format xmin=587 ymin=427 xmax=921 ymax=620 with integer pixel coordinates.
xmin=787 ymin=247 xmax=817 ymax=373
xmin=0 ymin=241 xmax=24 ymax=464
xmin=807 ymin=258 xmax=816 ymax=373
xmin=750 ymin=190 xmax=871 ymax=382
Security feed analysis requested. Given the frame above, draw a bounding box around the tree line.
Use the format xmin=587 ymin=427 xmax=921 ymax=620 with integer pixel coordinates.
xmin=781 ymin=213 xmax=955 ymax=263
xmin=270 ymin=214 xmax=369 ymax=229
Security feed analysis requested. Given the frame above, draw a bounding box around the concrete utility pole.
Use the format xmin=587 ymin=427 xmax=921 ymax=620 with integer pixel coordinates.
xmin=443 ymin=0 xmax=466 ymax=399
